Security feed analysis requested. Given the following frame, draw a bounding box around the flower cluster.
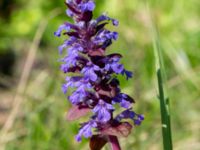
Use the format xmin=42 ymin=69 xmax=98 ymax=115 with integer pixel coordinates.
xmin=55 ymin=0 xmax=143 ymax=148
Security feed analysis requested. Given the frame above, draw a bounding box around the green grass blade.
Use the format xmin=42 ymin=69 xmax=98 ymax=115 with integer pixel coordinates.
xmin=157 ymin=69 xmax=173 ymax=150
xmin=151 ymin=18 xmax=173 ymax=150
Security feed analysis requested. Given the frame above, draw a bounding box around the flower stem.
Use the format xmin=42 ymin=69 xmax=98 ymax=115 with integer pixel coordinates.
xmin=108 ymin=136 xmax=121 ymax=150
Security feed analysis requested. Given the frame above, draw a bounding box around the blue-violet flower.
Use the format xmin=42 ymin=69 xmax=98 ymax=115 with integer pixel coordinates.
xmin=54 ymin=0 xmax=143 ymax=149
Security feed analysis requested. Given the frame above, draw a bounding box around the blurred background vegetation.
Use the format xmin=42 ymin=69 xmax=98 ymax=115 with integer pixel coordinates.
xmin=0 ymin=0 xmax=200 ymax=149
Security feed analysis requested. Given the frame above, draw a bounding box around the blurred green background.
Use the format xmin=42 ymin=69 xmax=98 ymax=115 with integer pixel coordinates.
xmin=0 ymin=0 xmax=200 ymax=150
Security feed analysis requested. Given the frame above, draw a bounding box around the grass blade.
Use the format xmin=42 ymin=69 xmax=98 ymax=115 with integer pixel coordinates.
xmin=151 ymin=17 xmax=173 ymax=150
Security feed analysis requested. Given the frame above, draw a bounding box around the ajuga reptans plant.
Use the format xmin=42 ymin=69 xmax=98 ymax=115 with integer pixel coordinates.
xmin=54 ymin=0 xmax=144 ymax=149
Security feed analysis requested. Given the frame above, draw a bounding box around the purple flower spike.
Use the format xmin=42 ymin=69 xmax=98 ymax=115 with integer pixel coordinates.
xmin=122 ymin=69 xmax=133 ymax=80
xmin=105 ymin=57 xmax=124 ymax=74
xmin=112 ymin=19 xmax=119 ymax=26
xmin=54 ymin=24 xmax=71 ymax=37
xmin=96 ymin=14 xmax=119 ymax=26
xmin=76 ymin=121 xmax=97 ymax=142
xmin=138 ymin=114 xmax=145 ymax=121
xmin=54 ymin=0 xmax=143 ymax=149
xmin=93 ymin=99 xmax=114 ymax=123
xmin=69 ymin=90 xmax=86 ymax=104
xmin=79 ymin=1 xmax=95 ymax=12
xmin=81 ymin=63 xmax=100 ymax=81
xmin=112 ymin=93 xmax=134 ymax=108
xmin=66 ymin=9 xmax=74 ymax=17
xmin=115 ymin=109 xmax=135 ymax=121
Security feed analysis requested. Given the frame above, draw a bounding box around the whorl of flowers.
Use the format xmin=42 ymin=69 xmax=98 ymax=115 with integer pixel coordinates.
xmin=55 ymin=0 xmax=143 ymax=149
